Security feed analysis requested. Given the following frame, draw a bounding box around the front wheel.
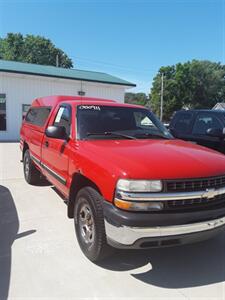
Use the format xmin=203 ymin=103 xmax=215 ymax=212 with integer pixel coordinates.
xmin=74 ymin=187 xmax=113 ymax=262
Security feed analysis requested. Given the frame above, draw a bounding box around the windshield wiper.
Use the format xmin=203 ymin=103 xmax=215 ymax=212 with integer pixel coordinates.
xmin=134 ymin=132 xmax=170 ymax=139
xmin=86 ymin=131 xmax=136 ymax=140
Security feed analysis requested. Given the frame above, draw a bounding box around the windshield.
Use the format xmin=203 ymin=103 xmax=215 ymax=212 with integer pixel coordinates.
xmin=77 ymin=105 xmax=173 ymax=140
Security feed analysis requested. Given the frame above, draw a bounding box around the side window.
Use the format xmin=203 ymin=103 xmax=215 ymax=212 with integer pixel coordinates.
xmin=34 ymin=108 xmax=51 ymax=126
xmin=0 ymin=93 xmax=6 ymax=131
xmin=192 ymin=113 xmax=223 ymax=135
xmin=22 ymin=104 xmax=31 ymax=120
xmin=25 ymin=107 xmax=51 ymax=127
xmin=173 ymin=112 xmax=192 ymax=133
xmin=25 ymin=108 xmax=37 ymax=124
xmin=53 ymin=106 xmax=71 ymax=136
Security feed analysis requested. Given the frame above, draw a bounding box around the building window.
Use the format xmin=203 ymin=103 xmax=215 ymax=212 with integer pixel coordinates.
xmin=22 ymin=104 xmax=31 ymax=120
xmin=0 ymin=93 xmax=6 ymax=131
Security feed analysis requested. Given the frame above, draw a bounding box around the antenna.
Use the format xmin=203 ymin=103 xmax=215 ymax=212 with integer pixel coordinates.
xmin=81 ymin=81 xmax=83 ymax=105
xmin=160 ymin=72 xmax=164 ymax=121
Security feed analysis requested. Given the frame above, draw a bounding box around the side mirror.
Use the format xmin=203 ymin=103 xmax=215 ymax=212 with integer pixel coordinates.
xmin=206 ymin=128 xmax=225 ymax=138
xmin=45 ymin=126 xmax=68 ymax=140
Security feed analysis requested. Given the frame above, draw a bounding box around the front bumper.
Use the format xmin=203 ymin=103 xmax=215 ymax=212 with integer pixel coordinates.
xmin=103 ymin=199 xmax=225 ymax=249
xmin=105 ymin=216 xmax=225 ymax=248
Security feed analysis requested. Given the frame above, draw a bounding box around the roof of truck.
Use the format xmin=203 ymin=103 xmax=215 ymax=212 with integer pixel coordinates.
xmin=0 ymin=59 xmax=136 ymax=87
xmin=32 ymin=95 xmax=145 ymax=109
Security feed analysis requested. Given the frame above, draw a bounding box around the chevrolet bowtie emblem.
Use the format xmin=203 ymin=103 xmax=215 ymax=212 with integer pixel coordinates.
xmin=203 ymin=188 xmax=216 ymax=199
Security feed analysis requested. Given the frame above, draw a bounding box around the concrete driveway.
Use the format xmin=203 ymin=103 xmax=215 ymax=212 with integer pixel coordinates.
xmin=0 ymin=143 xmax=225 ymax=300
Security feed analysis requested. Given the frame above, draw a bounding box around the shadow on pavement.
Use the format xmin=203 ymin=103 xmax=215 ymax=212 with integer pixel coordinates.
xmin=30 ymin=177 xmax=52 ymax=187
xmin=0 ymin=185 xmax=36 ymax=300
xmin=99 ymin=233 xmax=225 ymax=288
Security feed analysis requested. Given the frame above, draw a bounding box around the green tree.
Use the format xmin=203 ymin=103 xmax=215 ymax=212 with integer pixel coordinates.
xmin=150 ymin=60 xmax=225 ymax=121
xmin=0 ymin=33 xmax=73 ymax=68
xmin=125 ymin=92 xmax=149 ymax=106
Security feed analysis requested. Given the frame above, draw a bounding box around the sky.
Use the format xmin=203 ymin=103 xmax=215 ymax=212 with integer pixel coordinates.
xmin=0 ymin=0 xmax=224 ymax=94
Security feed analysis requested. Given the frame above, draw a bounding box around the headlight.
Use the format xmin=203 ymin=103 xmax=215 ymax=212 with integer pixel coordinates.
xmin=117 ymin=179 xmax=163 ymax=192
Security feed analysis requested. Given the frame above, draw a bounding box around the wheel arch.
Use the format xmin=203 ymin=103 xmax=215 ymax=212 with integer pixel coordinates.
xmin=68 ymin=172 xmax=102 ymax=218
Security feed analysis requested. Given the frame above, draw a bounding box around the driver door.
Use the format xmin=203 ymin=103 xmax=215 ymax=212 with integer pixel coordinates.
xmin=41 ymin=104 xmax=72 ymax=196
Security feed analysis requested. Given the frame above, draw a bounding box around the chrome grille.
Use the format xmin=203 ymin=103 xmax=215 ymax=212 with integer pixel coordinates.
xmin=165 ymin=194 xmax=225 ymax=211
xmin=166 ymin=175 xmax=225 ymax=193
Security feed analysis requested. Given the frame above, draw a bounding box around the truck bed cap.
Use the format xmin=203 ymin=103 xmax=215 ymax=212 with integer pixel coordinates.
xmin=32 ymin=95 xmax=116 ymax=107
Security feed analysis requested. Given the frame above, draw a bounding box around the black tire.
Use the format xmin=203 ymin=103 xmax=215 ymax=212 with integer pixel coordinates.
xmin=74 ymin=187 xmax=113 ymax=262
xmin=23 ymin=149 xmax=41 ymax=185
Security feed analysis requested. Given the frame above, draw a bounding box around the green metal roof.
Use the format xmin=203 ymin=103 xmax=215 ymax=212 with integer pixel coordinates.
xmin=0 ymin=59 xmax=136 ymax=87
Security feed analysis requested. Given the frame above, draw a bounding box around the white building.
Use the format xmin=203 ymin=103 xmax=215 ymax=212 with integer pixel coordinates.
xmin=0 ymin=60 xmax=135 ymax=141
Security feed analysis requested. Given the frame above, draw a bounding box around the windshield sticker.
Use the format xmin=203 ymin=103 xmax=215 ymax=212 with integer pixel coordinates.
xmin=79 ymin=105 xmax=101 ymax=111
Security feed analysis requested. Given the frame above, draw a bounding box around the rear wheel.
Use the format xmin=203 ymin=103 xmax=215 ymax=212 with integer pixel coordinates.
xmin=74 ymin=187 xmax=113 ymax=262
xmin=23 ymin=150 xmax=41 ymax=185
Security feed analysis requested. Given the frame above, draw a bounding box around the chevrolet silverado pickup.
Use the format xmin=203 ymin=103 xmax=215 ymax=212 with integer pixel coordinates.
xmin=20 ymin=95 xmax=225 ymax=261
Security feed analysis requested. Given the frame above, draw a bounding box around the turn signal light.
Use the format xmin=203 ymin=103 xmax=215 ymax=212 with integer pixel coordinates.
xmin=114 ymin=198 xmax=164 ymax=211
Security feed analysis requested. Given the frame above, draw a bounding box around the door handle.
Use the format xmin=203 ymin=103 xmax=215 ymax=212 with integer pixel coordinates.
xmin=45 ymin=140 xmax=49 ymax=147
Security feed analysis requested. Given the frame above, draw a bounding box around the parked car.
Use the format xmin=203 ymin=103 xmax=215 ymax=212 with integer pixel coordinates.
xmin=20 ymin=96 xmax=225 ymax=262
xmin=169 ymin=109 xmax=225 ymax=153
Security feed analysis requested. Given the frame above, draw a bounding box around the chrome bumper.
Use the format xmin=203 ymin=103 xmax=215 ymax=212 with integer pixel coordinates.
xmin=104 ymin=215 xmax=225 ymax=246
xmin=116 ymin=186 xmax=225 ymax=201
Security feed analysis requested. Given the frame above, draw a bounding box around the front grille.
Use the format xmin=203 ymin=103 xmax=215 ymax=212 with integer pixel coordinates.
xmin=164 ymin=193 xmax=225 ymax=211
xmin=166 ymin=175 xmax=225 ymax=193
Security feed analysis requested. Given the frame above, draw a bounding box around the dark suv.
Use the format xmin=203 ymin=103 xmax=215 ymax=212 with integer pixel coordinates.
xmin=169 ymin=110 xmax=225 ymax=153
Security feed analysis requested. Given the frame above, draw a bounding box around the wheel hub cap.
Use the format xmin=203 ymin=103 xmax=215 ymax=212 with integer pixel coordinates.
xmin=25 ymin=157 xmax=29 ymax=177
xmin=79 ymin=204 xmax=95 ymax=245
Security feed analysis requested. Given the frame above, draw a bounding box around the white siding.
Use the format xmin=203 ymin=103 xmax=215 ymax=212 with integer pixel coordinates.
xmin=0 ymin=72 xmax=127 ymax=141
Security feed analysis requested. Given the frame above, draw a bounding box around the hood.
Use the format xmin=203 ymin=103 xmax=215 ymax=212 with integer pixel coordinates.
xmin=79 ymin=139 xmax=225 ymax=180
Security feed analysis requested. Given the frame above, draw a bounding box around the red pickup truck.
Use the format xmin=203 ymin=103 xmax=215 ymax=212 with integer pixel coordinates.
xmin=20 ymin=95 xmax=225 ymax=261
